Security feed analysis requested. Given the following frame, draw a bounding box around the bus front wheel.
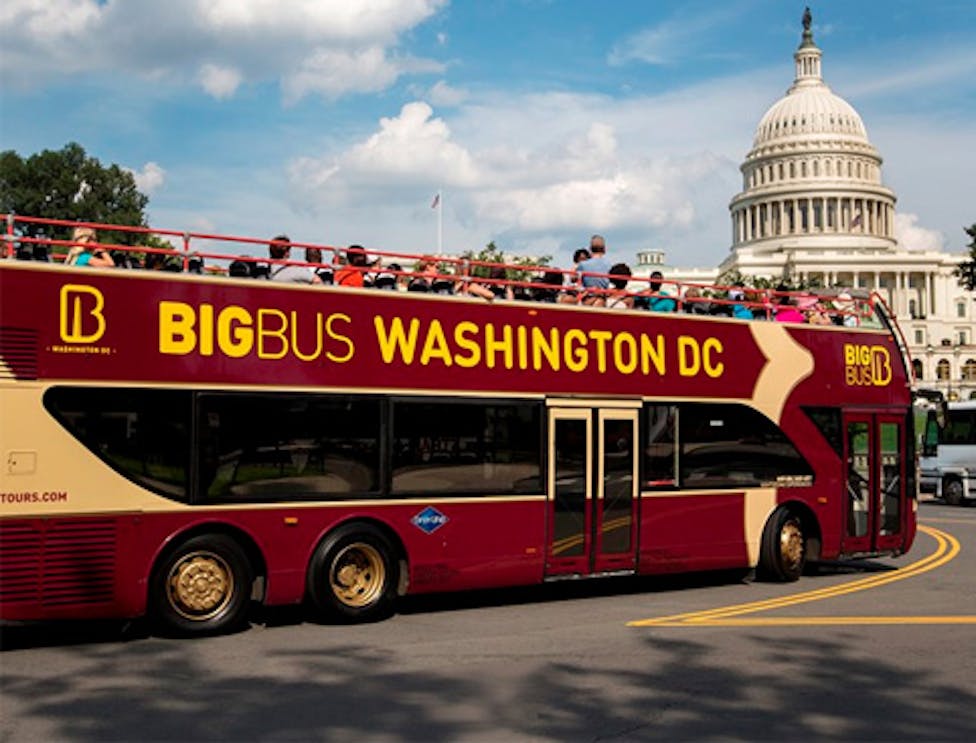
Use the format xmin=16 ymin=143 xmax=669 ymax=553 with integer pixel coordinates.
xmin=307 ymin=524 xmax=398 ymax=622
xmin=757 ymin=508 xmax=805 ymax=582
xmin=150 ymin=534 xmax=253 ymax=636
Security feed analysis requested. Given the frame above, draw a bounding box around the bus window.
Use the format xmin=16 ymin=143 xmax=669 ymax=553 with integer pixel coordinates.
xmin=678 ymin=403 xmax=813 ymax=489
xmin=392 ymin=400 xmax=542 ymax=495
xmin=45 ymin=387 xmax=191 ymax=500
xmin=198 ymin=394 xmax=381 ymax=501
xmin=643 ymin=404 xmax=676 ymax=489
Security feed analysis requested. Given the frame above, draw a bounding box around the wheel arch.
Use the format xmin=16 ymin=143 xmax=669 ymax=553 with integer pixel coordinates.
xmin=147 ymin=521 xmax=268 ymax=605
xmin=308 ymin=516 xmax=410 ymax=597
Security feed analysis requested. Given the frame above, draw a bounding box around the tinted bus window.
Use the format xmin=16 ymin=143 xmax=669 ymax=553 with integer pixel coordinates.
xmin=199 ymin=394 xmax=381 ymax=501
xmin=679 ymin=403 xmax=813 ymax=489
xmin=643 ymin=404 xmax=677 ymax=489
xmin=45 ymin=387 xmax=191 ymax=500
xmin=392 ymin=401 xmax=542 ymax=494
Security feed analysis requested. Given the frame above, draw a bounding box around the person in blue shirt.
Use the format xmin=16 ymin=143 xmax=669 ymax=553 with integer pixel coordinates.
xmin=576 ymin=235 xmax=611 ymax=291
xmin=645 ymin=270 xmax=676 ymax=312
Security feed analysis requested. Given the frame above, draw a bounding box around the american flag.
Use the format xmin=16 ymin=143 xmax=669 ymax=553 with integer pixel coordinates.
xmin=851 ymin=211 xmax=862 ymax=228
xmin=431 ymin=192 xmax=440 ymax=209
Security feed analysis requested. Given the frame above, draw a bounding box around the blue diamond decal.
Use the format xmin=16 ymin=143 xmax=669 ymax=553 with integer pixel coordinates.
xmin=411 ymin=506 xmax=449 ymax=534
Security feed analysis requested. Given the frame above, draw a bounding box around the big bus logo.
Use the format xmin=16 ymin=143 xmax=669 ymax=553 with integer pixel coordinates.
xmin=59 ymin=284 xmax=106 ymax=344
xmin=843 ymin=343 xmax=892 ymax=387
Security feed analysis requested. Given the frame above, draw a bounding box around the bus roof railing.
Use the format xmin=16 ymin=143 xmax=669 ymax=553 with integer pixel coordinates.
xmin=3 ymin=213 xmax=888 ymax=327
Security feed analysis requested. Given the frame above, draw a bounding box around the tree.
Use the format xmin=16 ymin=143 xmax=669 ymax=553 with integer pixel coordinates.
xmin=954 ymin=224 xmax=976 ymax=291
xmin=460 ymin=241 xmax=551 ymax=281
xmin=0 ymin=142 xmax=149 ymax=248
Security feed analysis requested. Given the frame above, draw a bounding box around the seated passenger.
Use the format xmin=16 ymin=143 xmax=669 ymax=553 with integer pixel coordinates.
xmin=65 ymin=226 xmax=115 ymax=268
xmin=773 ymin=286 xmax=805 ymax=323
xmin=373 ymin=263 xmax=400 ymax=291
xmin=487 ymin=266 xmax=514 ymax=301
xmin=831 ymin=292 xmax=859 ymax=327
xmin=305 ymin=247 xmax=333 ymax=284
xmin=228 ymin=258 xmax=252 ymax=278
xmin=727 ymin=286 xmax=754 ymax=320
xmin=454 ymin=259 xmax=495 ymax=300
xmin=335 ymin=245 xmax=370 ymax=287
xmin=644 ymin=271 xmax=676 ymax=312
xmin=605 ymin=263 xmax=633 ymax=310
xmin=532 ymin=270 xmax=565 ymax=303
xmin=269 ymin=234 xmax=321 ymax=284
xmin=681 ymin=286 xmax=711 ymax=315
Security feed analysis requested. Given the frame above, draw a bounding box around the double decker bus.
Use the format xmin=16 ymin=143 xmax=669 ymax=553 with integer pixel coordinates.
xmin=0 ymin=217 xmax=917 ymax=635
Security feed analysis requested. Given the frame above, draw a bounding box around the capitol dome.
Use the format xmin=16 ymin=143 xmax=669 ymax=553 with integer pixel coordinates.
xmin=727 ymin=14 xmax=896 ymax=256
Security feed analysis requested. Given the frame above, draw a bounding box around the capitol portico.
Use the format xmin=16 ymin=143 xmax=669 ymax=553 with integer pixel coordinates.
xmin=635 ymin=11 xmax=974 ymax=401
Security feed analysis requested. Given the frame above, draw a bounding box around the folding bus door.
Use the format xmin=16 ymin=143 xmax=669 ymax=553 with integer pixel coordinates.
xmin=546 ymin=405 xmax=639 ymax=577
xmin=841 ymin=412 xmax=906 ymax=554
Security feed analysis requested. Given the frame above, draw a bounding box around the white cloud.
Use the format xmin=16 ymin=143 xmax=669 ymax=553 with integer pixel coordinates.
xmin=427 ymin=80 xmax=468 ymax=107
xmin=198 ymin=63 xmax=242 ymax=99
xmin=129 ymin=162 xmax=166 ymax=195
xmin=895 ymin=213 xmax=944 ymax=252
xmin=607 ymin=3 xmax=746 ymax=66
xmin=0 ymin=0 xmax=446 ymax=101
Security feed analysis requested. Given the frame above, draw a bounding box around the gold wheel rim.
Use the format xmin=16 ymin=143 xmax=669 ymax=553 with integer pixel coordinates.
xmin=166 ymin=551 xmax=234 ymax=621
xmin=330 ymin=542 xmax=385 ymax=608
xmin=780 ymin=519 xmax=804 ymax=573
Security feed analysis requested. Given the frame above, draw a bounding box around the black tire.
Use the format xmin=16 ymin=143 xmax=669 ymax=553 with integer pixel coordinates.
xmin=943 ymin=477 xmax=964 ymax=506
xmin=756 ymin=508 xmax=805 ymax=582
xmin=307 ymin=524 xmax=398 ymax=623
xmin=150 ymin=534 xmax=253 ymax=636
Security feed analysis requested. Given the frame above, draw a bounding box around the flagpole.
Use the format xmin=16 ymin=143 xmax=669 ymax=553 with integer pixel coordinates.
xmin=437 ymin=188 xmax=443 ymax=255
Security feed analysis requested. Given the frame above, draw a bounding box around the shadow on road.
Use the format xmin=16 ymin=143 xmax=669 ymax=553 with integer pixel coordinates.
xmin=2 ymin=625 xmax=974 ymax=740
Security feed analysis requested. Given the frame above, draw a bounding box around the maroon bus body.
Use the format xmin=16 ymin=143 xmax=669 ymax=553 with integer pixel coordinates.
xmin=0 ymin=263 xmax=916 ymax=623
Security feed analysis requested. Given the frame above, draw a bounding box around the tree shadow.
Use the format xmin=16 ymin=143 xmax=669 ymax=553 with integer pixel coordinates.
xmin=3 ymin=626 xmax=974 ymax=741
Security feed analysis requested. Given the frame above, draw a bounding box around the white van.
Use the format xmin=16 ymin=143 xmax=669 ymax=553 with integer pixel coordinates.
xmin=920 ymin=401 xmax=976 ymax=505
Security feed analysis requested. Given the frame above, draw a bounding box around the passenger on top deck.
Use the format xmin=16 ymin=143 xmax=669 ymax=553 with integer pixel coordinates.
xmin=65 ymin=226 xmax=115 ymax=268
xmin=305 ymin=247 xmax=333 ymax=284
xmin=576 ymin=235 xmax=610 ymax=292
xmin=605 ymin=263 xmax=634 ymax=310
xmin=269 ymin=235 xmax=321 ymax=284
xmin=335 ymin=245 xmax=371 ymax=287
xmin=773 ymin=286 xmax=804 ymax=323
xmin=454 ymin=259 xmax=496 ymax=301
xmin=645 ymin=270 xmax=676 ymax=312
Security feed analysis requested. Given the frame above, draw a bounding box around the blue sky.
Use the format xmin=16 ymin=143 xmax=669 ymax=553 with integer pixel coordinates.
xmin=1 ymin=0 xmax=974 ymax=269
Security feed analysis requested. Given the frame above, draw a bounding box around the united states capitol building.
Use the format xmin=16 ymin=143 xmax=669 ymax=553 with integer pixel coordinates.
xmin=633 ymin=13 xmax=974 ymax=401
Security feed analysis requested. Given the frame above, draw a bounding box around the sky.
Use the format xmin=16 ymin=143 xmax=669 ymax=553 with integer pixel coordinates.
xmin=1 ymin=0 xmax=974 ymax=269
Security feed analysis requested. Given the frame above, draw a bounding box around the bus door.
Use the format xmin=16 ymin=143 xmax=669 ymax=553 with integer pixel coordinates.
xmin=842 ymin=412 xmax=906 ymax=553
xmin=546 ymin=404 xmax=639 ymax=577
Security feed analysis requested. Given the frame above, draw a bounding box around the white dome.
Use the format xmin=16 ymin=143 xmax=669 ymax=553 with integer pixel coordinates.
xmin=754 ymin=87 xmax=868 ymax=148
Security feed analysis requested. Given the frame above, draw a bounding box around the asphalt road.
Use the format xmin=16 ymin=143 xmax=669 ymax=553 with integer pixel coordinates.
xmin=2 ymin=498 xmax=975 ymax=742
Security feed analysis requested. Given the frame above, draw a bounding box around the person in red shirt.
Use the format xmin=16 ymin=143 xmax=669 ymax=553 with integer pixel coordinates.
xmin=335 ymin=245 xmax=369 ymax=287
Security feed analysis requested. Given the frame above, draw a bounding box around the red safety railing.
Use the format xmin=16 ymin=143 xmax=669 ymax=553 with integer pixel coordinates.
xmin=2 ymin=213 xmax=884 ymax=327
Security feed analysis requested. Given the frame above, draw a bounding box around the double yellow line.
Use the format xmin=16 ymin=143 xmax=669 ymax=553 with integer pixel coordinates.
xmin=629 ymin=525 xmax=970 ymax=627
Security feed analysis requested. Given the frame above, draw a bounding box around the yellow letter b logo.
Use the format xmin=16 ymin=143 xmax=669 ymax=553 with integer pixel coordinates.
xmin=59 ymin=285 xmax=106 ymax=344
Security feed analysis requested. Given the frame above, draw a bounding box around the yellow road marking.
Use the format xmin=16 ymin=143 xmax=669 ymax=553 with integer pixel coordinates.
xmin=629 ymin=525 xmax=966 ymax=627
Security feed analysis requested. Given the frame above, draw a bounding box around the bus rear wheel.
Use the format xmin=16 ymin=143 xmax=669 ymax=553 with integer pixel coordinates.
xmin=150 ymin=534 xmax=253 ymax=636
xmin=943 ymin=477 xmax=965 ymax=506
xmin=307 ymin=524 xmax=398 ymax=623
xmin=757 ymin=508 xmax=805 ymax=582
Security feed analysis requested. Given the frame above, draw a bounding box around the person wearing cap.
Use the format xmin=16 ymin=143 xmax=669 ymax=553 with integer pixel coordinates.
xmin=65 ymin=226 xmax=115 ymax=268
xmin=269 ymin=234 xmax=321 ymax=284
xmin=832 ymin=291 xmax=859 ymax=327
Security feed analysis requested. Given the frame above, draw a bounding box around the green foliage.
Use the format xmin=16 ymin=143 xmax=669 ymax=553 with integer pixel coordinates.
xmin=460 ymin=241 xmax=551 ymax=281
xmin=0 ymin=142 xmax=149 ymax=251
xmin=954 ymin=224 xmax=976 ymax=291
